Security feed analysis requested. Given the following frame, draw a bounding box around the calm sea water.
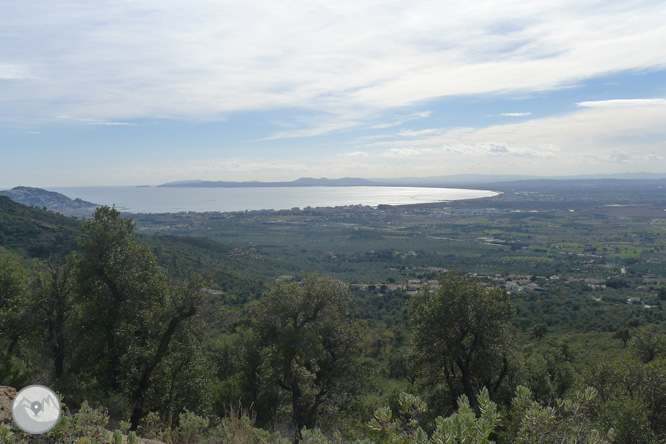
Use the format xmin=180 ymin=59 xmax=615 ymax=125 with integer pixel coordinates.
xmin=47 ymin=186 xmax=498 ymax=213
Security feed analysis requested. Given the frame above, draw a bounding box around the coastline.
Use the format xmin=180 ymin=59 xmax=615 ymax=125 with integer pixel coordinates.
xmin=46 ymin=185 xmax=499 ymax=214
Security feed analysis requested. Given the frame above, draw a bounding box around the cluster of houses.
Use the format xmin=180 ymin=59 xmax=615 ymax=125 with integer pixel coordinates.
xmin=349 ymin=279 xmax=441 ymax=295
xmin=277 ymin=271 xmax=660 ymax=308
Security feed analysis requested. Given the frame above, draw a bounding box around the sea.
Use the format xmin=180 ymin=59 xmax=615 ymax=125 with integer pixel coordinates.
xmin=46 ymin=186 xmax=498 ymax=213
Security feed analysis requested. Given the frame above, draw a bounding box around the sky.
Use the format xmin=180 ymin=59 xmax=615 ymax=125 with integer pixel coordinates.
xmin=2 ymin=0 xmax=666 ymax=186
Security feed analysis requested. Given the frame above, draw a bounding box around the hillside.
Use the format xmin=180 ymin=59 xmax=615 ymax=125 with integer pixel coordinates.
xmin=0 ymin=195 xmax=80 ymax=259
xmin=0 ymin=196 xmax=269 ymax=298
xmin=3 ymin=181 xmax=666 ymax=443
xmin=0 ymin=186 xmax=98 ymax=217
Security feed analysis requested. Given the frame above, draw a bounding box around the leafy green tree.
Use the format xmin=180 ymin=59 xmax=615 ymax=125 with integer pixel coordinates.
xmin=242 ymin=274 xmax=366 ymax=440
xmin=212 ymin=325 xmax=282 ymax=426
xmin=613 ymin=327 xmax=631 ymax=348
xmin=145 ymin=317 xmax=213 ymax=422
xmin=127 ymin=275 xmax=209 ymax=430
xmin=0 ymin=249 xmax=27 ymax=356
xmin=644 ymin=358 xmax=666 ymax=437
xmin=72 ymin=206 xmax=207 ymax=430
xmin=0 ymin=248 xmax=30 ymax=385
xmin=529 ymin=323 xmax=547 ymax=341
xmin=596 ymin=395 xmax=655 ymax=444
xmin=627 ymin=317 xmax=641 ymax=329
xmin=28 ymin=256 xmax=77 ymax=380
xmin=409 ymin=272 xmax=514 ymax=412
xmin=515 ymin=345 xmax=576 ymax=405
xmin=75 ymin=206 xmax=162 ymax=391
xmin=630 ymin=325 xmax=666 ymax=363
xmin=577 ymin=360 xmax=626 ymax=406
xmin=577 ymin=357 xmax=666 ymax=443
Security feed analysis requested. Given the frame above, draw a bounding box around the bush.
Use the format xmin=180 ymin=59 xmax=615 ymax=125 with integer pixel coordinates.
xmin=2 ymin=401 xmax=110 ymax=444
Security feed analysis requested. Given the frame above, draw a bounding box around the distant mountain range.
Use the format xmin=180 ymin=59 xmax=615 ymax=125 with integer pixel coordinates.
xmin=0 ymin=186 xmax=98 ymax=217
xmin=2 ymin=173 xmax=664 ymax=218
xmin=158 ymin=173 xmax=666 ymax=188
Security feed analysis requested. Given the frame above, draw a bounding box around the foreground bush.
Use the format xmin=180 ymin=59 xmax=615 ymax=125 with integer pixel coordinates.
xmin=0 ymin=385 xmax=617 ymax=444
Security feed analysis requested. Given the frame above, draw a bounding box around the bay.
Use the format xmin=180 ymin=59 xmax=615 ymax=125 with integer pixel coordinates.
xmin=47 ymin=186 xmax=498 ymax=213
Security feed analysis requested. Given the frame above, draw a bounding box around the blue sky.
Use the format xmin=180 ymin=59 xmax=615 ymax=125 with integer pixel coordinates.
xmin=2 ymin=0 xmax=666 ymax=186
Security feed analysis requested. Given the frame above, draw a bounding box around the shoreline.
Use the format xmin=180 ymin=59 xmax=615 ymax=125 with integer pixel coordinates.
xmin=47 ymin=185 xmax=499 ymax=215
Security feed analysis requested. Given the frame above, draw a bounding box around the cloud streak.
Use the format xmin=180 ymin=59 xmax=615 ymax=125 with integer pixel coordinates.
xmin=2 ymin=0 xmax=666 ymax=128
xmin=573 ymin=149 xmax=663 ymax=163
xmin=577 ymin=98 xmax=666 ymax=108
xmin=0 ymin=63 xmax=33 ymax=80
xmin=350 ymin=102 xmax=666 ymax=176
xmin=3 ymin=0 xmax=666 ymax=185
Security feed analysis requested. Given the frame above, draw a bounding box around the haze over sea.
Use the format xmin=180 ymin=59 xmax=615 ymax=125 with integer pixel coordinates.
xmin=47 ymin=186 xmax=497 ymax=213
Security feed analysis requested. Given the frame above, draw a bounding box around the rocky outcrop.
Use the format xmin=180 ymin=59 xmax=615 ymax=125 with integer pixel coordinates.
xmin=0 ymin=386 xmax=17 ymax=423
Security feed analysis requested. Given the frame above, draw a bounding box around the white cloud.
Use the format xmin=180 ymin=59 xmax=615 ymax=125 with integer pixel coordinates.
xmin=3 ymin=0 xmax=666 ymax=127
xmin=55 ymin=116 xmax=137 ymax=126
xmin=574 ymin=149 xmax=663 ymax=163
xmin=382 ymin=147 xmax=428 ymax=158
xmin=577 ymin=98 xmax=666 ymax=108
xmin=342 ymin=151 xmax=370 ymax=157
xmin=258 ymin=118 xmax=360 ymax=140
xmin=353 ymin=103 xmax=665 ymax=175
xmin=371 ymin=112 xmax=433 ymax=129
xmin=397 ymin=128 xmax=440 ymax=137
xmin=3 ymin=0 xmax=666 ymax=185
xmin=376 ymin=142 xmax=558 ymax=159
xmin=0 ymin=64 xmax=33 ymax=80
xmin=93 ymin=122 xmax=137 ymax=126
xmin=442 ymin=142 xmax=556 ymax=158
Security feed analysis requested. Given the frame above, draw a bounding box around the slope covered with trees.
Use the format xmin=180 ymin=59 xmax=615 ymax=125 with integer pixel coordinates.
xmin=1 ymin=199 xmax=666 ymax=443
xmin=0 ymin=195 xmax=79 ymax=259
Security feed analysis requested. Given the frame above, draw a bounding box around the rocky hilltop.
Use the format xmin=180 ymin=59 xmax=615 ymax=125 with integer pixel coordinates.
xmin=0 ymin=186 xmax=98 ymax=218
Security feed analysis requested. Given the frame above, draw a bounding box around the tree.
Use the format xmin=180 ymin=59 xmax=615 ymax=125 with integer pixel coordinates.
xmin=73 ymin=206 xmax=207 ymax=430
xmin=75 ymin=206 xmax=163 ymax=392
xmin=409 ymin=271 xmax=514 ymax=412
xmin=630 ymin=325 xmax=666 ymax=363
xmin=613 ymin=327 xmax=631 ymax=348
xmin=0 ymin=248 xmax=30 ymax=385
xmin=0 ymin=248 xmax=27 ymax=356
xmin=529 ymin=323 xmax=547 ymax=341
xmin=578 ymin=358 xmax=662 ymax=444
xmin=29 ymin=255 xmax=77 ymax=380
xmin=242 ymin=274 xmax=366 ymax=440
xmin=516 ymin=345 xmax=576 ymax=405
xmin=127 ymin=275 xmax=208 ymax=430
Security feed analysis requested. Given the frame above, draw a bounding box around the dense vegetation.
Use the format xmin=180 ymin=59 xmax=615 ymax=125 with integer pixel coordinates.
xmin=2 ymin=179 xmax=666 ymax=443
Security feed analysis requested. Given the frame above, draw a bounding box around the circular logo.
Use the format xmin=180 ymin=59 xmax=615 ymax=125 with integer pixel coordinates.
xmin=11 ymin=385 xmax=61 ymax=434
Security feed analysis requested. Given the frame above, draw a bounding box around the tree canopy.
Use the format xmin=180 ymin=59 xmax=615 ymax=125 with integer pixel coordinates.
xmin=409 ymin=271 xmax=515 ymax=412
xmin=242 ymin=274 xmax=367 ymax=440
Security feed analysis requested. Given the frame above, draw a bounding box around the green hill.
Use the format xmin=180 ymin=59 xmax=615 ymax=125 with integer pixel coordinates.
xmin=141 ymin=234 xmax=272 ymax=302
xmin=0 ymin=195 xmax=80 ymax=259
xmin=0 ymin=196 xmax=269 ymax=299
xmin=0 ymin=186 xmax=98 ymax=217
